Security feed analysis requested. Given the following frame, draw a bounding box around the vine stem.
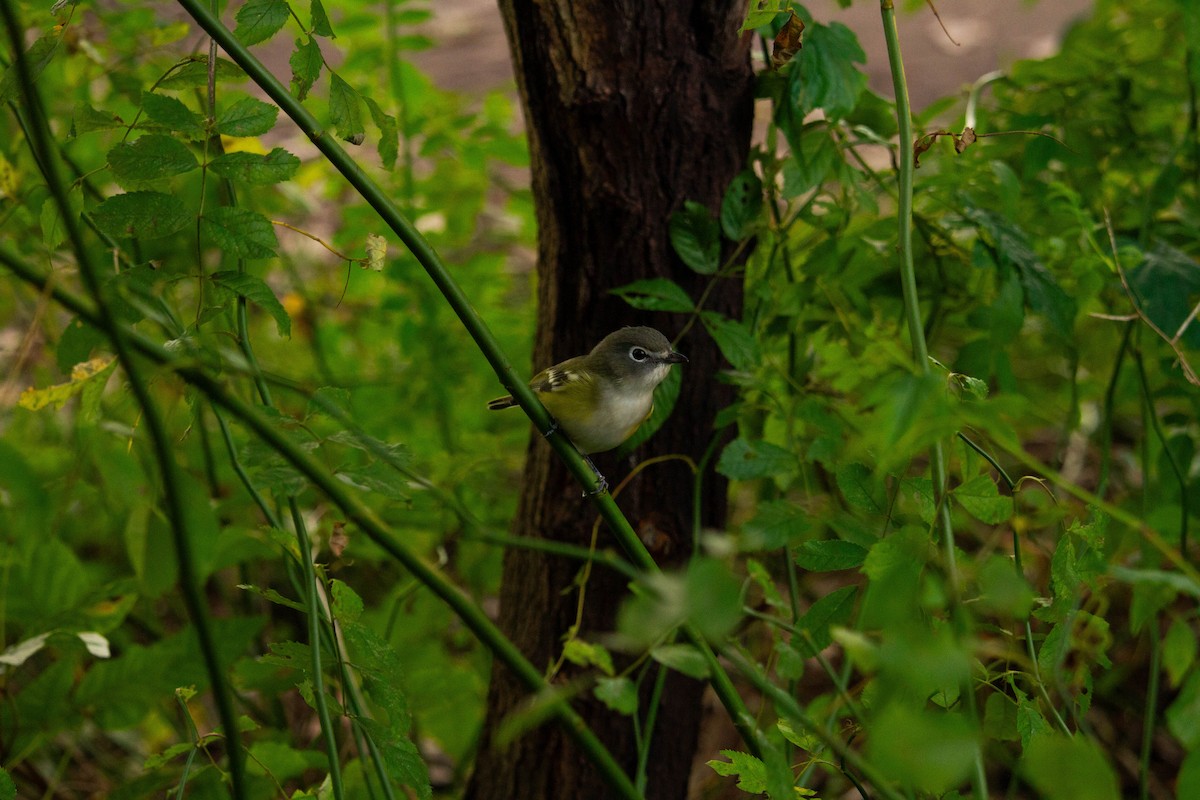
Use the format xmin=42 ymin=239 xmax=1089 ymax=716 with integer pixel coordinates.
xmin=0 ymin=4 xmax=247 ymax=797
xmin=880 ymin=3 xmax=985 ymax=798
xmin=173 ymin=0 xmax=763 ymax=764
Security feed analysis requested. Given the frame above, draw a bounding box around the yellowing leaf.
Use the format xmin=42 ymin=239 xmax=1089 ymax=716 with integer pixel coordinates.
xmin=364 ymin=233 xmax=386 ymax=271
xmin=19 ymin=357 xmax=115 ymax=412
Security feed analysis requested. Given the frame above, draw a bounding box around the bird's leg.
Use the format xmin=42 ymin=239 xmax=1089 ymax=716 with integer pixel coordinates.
xmin=541 ymin=415 xmax=608 ymax=495
xmin=581 ymin=453 xmax=609 ymax=497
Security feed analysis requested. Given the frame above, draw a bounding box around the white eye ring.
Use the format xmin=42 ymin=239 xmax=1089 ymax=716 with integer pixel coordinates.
xmin=629 ymin=346 xmax=648 ymax=362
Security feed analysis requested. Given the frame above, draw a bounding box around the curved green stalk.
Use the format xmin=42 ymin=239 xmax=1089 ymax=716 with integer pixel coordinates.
xmin=880 ymin=4 xmax=984 ymax=797
xmin=0 ymin=248 xmax=644 ymax=800
xmin=173 ymin=0 xmax=762 ymax=761
xmin=0 ymin=5 xmax=247 ymax=796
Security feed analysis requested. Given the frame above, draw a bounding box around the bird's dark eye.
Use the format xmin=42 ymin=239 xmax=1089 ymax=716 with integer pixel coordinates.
xmin=630 ymin=347 xmax=648 ymax=362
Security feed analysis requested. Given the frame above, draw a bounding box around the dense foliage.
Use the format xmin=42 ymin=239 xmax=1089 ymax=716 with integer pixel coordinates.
xmin=1 ymin=0 xmax=1198 ymax=799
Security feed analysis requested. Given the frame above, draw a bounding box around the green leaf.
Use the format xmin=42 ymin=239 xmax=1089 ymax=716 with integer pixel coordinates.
xmin=363 ymin=95 xmax=399 ymax=170
xmin=71 ymin=102 xmax=125 ymax=135
xmin=208 ymin=148 xmax=300 ymax=184
xmin=90 ymin=191 xmax=191 ymax=239
xmin=720 ymin=169 xmax=763 ymax=240
xmin=329 ymin=579 xmax=364 ymax=623
xmin=869 ymin=705 xmax=978 ymax=794
xmin=140 ymin=92 xmax=205 ymax=138
xmin=835 ymin=462 xmax=886 ymax=514
xmin=741 ymin=500 xmax=810 ymax=551
xmin=788 ymin=22 xmax=866 ymax=120
xmin=211 ymin=269 xmax=291 ymax=336
xmin=107 ymin=135 xmax=198 ymax=184
xmin=562 ymin=639 xmax=614 ymax=676
xmin=669 ymin=200 xmax=720 ymax=274
xmin=707 ymin=750 xmax=767 ymax=793
xmin=594 ymin=676 xmax=638 ymax=715
xmin=216 ymin=96 xmax=280 ymax=137
xmin=953 ymin=473 xmax=1013 ymax=524
xmin=234 ymin=0 xmax=290 ymax=46
xmin=289 ymin=36 xmax=323 ymax=100
xmin=649 ymin=643 xmax=710 ymax=679
xmin=0 ymin=31 xmax=60 ymax=106
xmin=1164 ymin=616 xmax=1198 ymax=688
xmin=961 ymin=204 xmax=1075 ymax=337
xmin=201 ymin=207 xmax=279 ymax=259
xmin=976 ymin=556 xmax=1035 ymax=619
xmin=716 ymin=437 xmax=796 ymax=480
xmin=1021 ymin=734 xmax=1120 ymax=800
xmin=781 ymin=124 xmax=838 ymax=198
xmin=701 ymin=312 xmax=759 ymax=371
xmin=158 ymin=57 xmax=247 ymax=90
xmin=310 ymin=0 xmax=334 ymax=37
xmin=609 ymin=277 xmax=695 ymax=312
xmin=0 ymin=767 xmax=15 ymax=800
xmin=793 ymin=539 xmax=867 ymax=571
xmin=329 ymin=72 xmax=366 ymax=145
xmin=1130 ymin=242 xmax=1200 ymax=348
xmin=1179 ymin=749 xmax=1200 ymax=800
xmin=1168 ymin=670 xmax=1200 ymax=749
xmin=793 ymin=585 xmax=857 ymax=657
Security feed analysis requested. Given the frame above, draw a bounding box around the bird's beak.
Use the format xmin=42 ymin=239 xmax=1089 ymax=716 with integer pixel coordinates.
xmin=664 ymin=351 xmax=688 ymax=364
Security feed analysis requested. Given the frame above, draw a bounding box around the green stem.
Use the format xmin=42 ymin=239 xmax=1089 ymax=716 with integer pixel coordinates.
xmin=0 ymin=5 xmax=247 ymax=796
xmin=291 ymin=505 xmax=345 ymax=800
xmin=1139 ymin=621 xmax=1162 ymax=800
xmin=880 ymin=4 xmax=983 ymax=797
xmin=173 ymin=0 xmax=762 ymax=760
xmin=0 ymin=249 xmax=644 ymax=800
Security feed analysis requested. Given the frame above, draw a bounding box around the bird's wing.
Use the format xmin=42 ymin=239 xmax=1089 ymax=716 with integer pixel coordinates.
xmin=529 ymin=357 xmax=592 ymax=394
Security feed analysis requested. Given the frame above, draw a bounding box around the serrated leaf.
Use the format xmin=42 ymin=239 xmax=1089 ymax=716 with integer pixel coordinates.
xmin=201 ymin=207 xmax=279 ymax=260
xmin=609 ymin=277 xmax=695 ymax=312
xmin=216 ymin=96 xmax=279 ymax=137
xmin=72 ymin=102 xmax=124 ymax=134
xmin=793 ymin=539 xmax=867 ymax=571
xmin=330 ymin=580 xmax=363 ymax=623
xmin=329 ymin=72 xmax=365 ymax=145
xmin=140 ymin=92 xmax=205 ymax=138
xmin=788 ymin=21 xmax=866 ymax=121
xmin=310 ymin=0 xmax=334 ymax=36
xmin=707 ymin=750 xmax=767 ymax=793
xmin=107 ymin=135 xmax=198 ymax=183
xmin=91 ymin=191 xmax=192 ymax=239
xmin=649 ymin=643 xmax=710 ymax=679
xmin=835 ymin=462 xmax=886 ymax=513
xmin=562 ymin=639 xmax=614 ymax=676
xmin=289 ymin=36 xmax=323 ymax=100
xmin=741 ymin=500 xmax=810 ymax=551
xmin=594 ymin=676 xmax=637 ymax=715
xmin=961 ymin=204 xmax=1075 ymax=337
xmin=234 ymin=0 xmax=290 ymax=46
xmin=953 ymin=473 xmax=1012 ymax=524
xmin=363 ymin=95 xmax=399 ymax=169
xmin=701 ymin=312 xmax=758 ymax=371
xmin=716 ymin=437 xmax=796 ymax=480
xmin=669 ymin=200 xmax=720 ymax=274
xmin=208 ymin=148 xmax=300 ymax=184
xmin=793 ymin=585 xmax=857 ymax=657
xmin=158 ymin=57 xmax=247 ymax=90
xmin=720 ymin=169 xmax=763 ymax=240
xmin=211 ymin=269 xmax=290 ymax=336
xmin=0 ymin=32 xmax=60 ymax=106
xmin=237 ymin=583 xmax=305 ymax=612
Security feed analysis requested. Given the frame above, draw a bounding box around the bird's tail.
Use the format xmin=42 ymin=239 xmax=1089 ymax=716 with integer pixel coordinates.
xmin=486 ymin=395 xmax=516 ymax=410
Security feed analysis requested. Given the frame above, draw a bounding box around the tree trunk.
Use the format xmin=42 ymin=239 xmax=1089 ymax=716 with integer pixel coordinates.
xmin=465 ymin=3 xmax=753 ymax=799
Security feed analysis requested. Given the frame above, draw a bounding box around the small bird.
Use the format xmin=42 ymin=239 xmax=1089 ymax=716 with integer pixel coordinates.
xmin=488 ymin=326 xmax=687 ymax=492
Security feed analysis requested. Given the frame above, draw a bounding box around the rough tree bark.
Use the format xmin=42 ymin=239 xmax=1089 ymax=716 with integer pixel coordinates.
xmin=465 ymin=2 xmax=754 ymax=799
